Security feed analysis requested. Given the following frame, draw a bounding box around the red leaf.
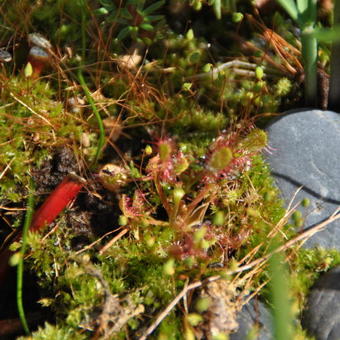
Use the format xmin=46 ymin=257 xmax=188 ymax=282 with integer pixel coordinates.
xmin=0 ymin=175 xmax=84 ymax=285
xmin=30 ymin=175 xmax=83 ymax=232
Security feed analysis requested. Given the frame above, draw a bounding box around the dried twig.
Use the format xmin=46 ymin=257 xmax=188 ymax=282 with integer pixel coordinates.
xmin=138 ymin=277 xmax=218 ymax=340
xmin=234 ymin=208 xmax=340 ymax=274
xmin=75 ymin=229 xmax=120 ymax=255
xmin=99 ymin=228 xmax=129 ymax=255
xmin=9 ymin=92 xmax=54 ymax=128
xmin=0 ymin=158 xmax=14 ymax=181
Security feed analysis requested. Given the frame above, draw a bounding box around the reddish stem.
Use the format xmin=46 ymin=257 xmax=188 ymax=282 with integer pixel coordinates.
xmin=0 ymin=175 xmax=84 ymax=285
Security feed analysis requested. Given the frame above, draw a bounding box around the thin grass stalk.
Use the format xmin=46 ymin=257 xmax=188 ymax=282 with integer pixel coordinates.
xmin=77 ymin=70 xmax=105 ymax=165
xmin=213 ymin=0 xmax=222 ymax=19
xmin=78 ymin=0 xmax=105 ymax=166
xmin=17 ymin=178 xmax=35 ymax=335
xmin=328 ymin=0 xmax=340 ymax=111
xmin=269 ymin=242 xmax=294 ymax=340
xmin=275 ymin=0 xmax=318 ymax=107
xmin=301 ymin=27 xmax=318 ymax=106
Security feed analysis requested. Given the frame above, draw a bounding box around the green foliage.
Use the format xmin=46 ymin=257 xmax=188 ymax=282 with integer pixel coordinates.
xmin=269 ymin=245 xmax=294 ymax=340
xmin=95 ymin=0 xmax=166 ymax=44
xmin=18 ymin=322 xmax=87 ymax=340
xmin=189 ymin=0 xmax=238 ymax=19
xmin=0 ymin=77 xmax=86 ymax=203
xmin=17 ymin=178 xmax=35 ymax=335
xmin=291 ymin=248 xmax=340 ymax=300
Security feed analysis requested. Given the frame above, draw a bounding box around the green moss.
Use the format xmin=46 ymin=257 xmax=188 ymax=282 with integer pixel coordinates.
xmin=0 ymin=77 xmax=88 ymax=202
xmin=18 ymin=322 xmax=87 ymax=340
xmin=156 ymin=312 xmax=182 ymax=339
xmin=292 ymin=248 xmax=340 ymax=300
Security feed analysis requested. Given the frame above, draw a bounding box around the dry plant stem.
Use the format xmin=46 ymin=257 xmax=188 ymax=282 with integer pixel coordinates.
xmin=243 ymin=279 xmax=269 ymax=306
xmin=98 ymin=228 xmax=129 ymax=255
xmin=267 ymin=202 xmax=301 ymax=239
xmin=139 ymin=208 xmax=340 ymax=339
xmin=75 ymin=229 xmax=120 ymax=255
xmin=0 ymin=206 xmax=26 ymax=211
xmin=187 ymin=60 xmax=284 ymax=81
xmin=9 ymin=92 xmax=54 ymax=128
xmin=138 ymin=280 xmax=207 ymax=340
xmin=187 ymin=184 xmax=215 ymax=212
xmin=246 ymin=14 xmax=302 ymax=73
xmin=0 ymin=159 xmax=14 ymax=181
xmin=186 ymin=60 xmax=258 ymax=81
xmin=237 ymin=208 xmax=340 ymax=274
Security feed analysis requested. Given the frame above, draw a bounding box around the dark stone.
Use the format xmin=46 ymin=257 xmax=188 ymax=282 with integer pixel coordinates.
xmin=265 ymin=110 xmax=340 ymax=249
xmin=230 ymin=299 xmax=273 ymax=340
xmin=302 ymin=266 xmax=340 ymax=340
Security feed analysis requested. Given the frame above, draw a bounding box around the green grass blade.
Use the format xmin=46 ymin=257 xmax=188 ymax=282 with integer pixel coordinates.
xmin=297 ymin=0 xmax=316 ymax=27
xmin=269 ymin=247 xmax=294 ymax=340
xmin=301 ymin=27 xmax=317 ymax=106
xmin=213 ymin=0 xmax=222 ymax=19
xmin=313 ymin=25 xmax=340 ymax=43
xmin=296 ymin=0 xmax=308 ymax=16
xmin=78 ymin=0 xmax=105 ymax=166
xmin=143 ymin=0 xmax=165 ymax=16
xmin=17 ymin=177 xmax=35 ymax=335
xmin=328 ymin=0 xmax=340 ymax=110
xmin=77 ymin=69 xmax=105 ymax=166
xmin=275 ymin=0 xmax=298 ymax=22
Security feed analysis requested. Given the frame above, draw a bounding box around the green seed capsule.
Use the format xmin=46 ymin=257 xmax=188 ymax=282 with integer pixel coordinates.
xmin=232 ymin=12 xmax=244 ymax=23
xmin=144 ymin=145 xmax=152 ymax=155
xmin=186 ymin=29 xmax=194 ymax=41
xmin=118 ymin=215 xmax=128 ymax=226
xmin=163 ymin=258 xmax=175 ymax=275
xmin=255 ymin=66 xmax=264 ymax=80
xmin=213 ymin=211 xmax=225 ymax=225
xmin=301 ymin=198 xmax=310 ymax=208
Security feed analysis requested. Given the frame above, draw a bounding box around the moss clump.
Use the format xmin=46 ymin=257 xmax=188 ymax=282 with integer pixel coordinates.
xmin=18 ymin=322 xmax=87 ymax=340
xmin=291 ymin=248 xmax=340 ymax=306
xmin=0 ymin=77 xmax=95 ymax=204
xmin=19 ymin=126 xmax=292 ymax=338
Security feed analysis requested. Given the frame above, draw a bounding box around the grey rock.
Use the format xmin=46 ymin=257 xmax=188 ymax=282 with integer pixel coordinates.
xmin=302 ymin=266 xmax=340 ymax=340
xmin=265 ymin=110 xmax=340 ymax=249
xmin=230 ymin=299 xmax=273 ymax=340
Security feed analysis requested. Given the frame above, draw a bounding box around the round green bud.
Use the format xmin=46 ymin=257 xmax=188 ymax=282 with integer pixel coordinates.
xmin=163 ymin=258 xmax=175 ymax=275
xmin=186 ymin=29 xmax=194 ymax=41
xmin=195 ymin=297 xmax=211 ymax=312
xmin=255 ymin=66 xmax=264 ymax=80
xmin=118 ymin=215 xmax=128 ymax=226
xmin=9 ymin=252 xmax=22 ymax=266
xmin=202 ymin=63 xmax=212 ymax=73
xmin=301 ymin=198 xmax=310 ymax=208
xmin=187 ymin=313 xmax=203 ymax=326
xmin=213 ymin=210 xmax=225 ymax=225
xmin=145 ymin=145 xmax=153 ymax=155
xmin=232 ymin=12 xmax=244 ymax=23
